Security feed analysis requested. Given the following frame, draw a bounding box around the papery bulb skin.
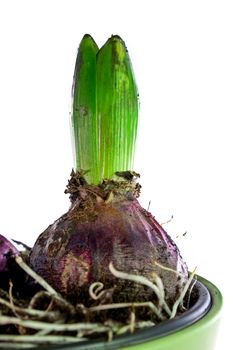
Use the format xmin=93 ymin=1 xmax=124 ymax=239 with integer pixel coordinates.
xmin=29 ymin=173 xmax=188 ymax=304
xmin=0 ymin=234 xmax=19 ymax=272
xmin=0 ymin=234 xmax=28 ymax=292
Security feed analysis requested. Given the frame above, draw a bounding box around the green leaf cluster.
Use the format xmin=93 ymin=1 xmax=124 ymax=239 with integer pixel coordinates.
xmin=72 ymin=34 xmax=138 ymax=184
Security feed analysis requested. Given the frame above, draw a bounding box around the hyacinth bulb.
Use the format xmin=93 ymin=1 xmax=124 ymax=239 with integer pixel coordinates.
xmin=29 ymin=174 xmax=188 ymax=305
xmin=29 ymin=34 xmax=188 ymax=307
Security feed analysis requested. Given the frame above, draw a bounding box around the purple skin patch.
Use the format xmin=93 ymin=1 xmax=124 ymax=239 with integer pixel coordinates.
xmin=0 ymin=234 xmax=19 ymax=272
xmin=30 ymin=197 xmax=188 ymax=302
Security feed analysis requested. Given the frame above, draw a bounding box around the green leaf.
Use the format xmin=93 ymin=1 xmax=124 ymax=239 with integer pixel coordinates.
xmin=71 ymin=35 xmax=139 ymax=184
xmin=71 ymin=34 xmax=99 ymax=184
xmin=97 ymin=36 xmax=139 ymax=181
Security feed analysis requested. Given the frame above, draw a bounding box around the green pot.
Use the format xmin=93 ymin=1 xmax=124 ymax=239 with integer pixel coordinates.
xmin=6 ymin=276 xmax=222 ymax=350
xmin=119 ymin=276 xmax=223 ymax=350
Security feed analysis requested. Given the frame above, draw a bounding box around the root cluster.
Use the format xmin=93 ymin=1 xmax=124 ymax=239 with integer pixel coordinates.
xmin=0 ymin=255 xmax=196 ymax=348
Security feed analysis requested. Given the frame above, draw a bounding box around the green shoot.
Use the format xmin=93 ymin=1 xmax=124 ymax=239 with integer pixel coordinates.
xmin=72 ymin=35 xmax=139 ymax=184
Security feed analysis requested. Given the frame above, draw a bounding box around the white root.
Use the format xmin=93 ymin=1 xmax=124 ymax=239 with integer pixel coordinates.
xmin=89 ymin=301 xmax=164 ymax=320
xmin=15 ymin=256 xmax=58 ymax=295
xmin=170 ymin=267 xmax=197 ymax=319
xmin=0 ymin=343 xmax=37 ymax=348
xmin=0 ymin=254 xmax=197 ymax=346
xmin=0 ymin=297 xmax=59 ymax=319
xmin=0 ymin=315 xmax=109 ymax=332
xmin=109 ymin=262 xmax=172 ymax=317
xmin=15 ymin=256 xmax=75 ymax=315
xmin=0 ymin=335 xmax=86 ymax=344
xmin=89 ymin=282 xmax=105 ymax=300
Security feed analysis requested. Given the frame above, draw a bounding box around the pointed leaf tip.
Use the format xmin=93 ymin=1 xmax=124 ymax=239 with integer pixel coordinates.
xmin=109 ymin=35 xmax=125 ymax=45
xmin=79 ymin=34 xmax=99 ymax=51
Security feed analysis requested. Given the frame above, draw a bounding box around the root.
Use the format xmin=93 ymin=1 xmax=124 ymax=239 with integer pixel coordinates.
xmin=15 ymin=256 xmax=57 ymax=295
xmin=88 ymin=301 xmax=163 ymax=319
xmin=0 ymin=255 xmax=195 ymax=348
xmin=160 ymin=215 xmax=174 ymax=226
xmin=109 ymin=262 xmax=172 ymax=317
xmin=170 ymin=267 xmax=197 ymax=319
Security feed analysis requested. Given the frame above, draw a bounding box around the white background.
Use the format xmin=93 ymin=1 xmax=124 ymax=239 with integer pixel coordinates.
xmin=0 ymin=1 xmax=232 ymax=348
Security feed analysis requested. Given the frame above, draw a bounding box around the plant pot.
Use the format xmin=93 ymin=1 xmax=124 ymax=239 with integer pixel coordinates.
xmin=12 ymin=275 xmax=221 ymax=350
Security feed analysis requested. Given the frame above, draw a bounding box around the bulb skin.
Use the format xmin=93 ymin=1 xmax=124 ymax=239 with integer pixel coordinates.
xmin=29 ymin=179 xmax=188 ymax=304
xmin=0 ymin=234 xmax=19 ymax=272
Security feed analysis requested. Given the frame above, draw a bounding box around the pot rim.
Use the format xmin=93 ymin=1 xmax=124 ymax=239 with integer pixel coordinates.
xmin=19 ymin=275 xmax=220 ymax=350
